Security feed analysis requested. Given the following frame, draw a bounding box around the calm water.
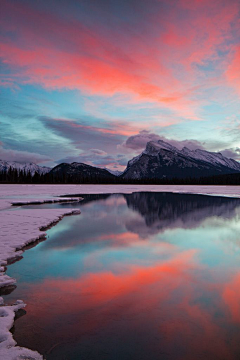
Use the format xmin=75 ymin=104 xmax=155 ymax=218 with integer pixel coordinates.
xmin=3 ymin=192 xmax=240 ymax=360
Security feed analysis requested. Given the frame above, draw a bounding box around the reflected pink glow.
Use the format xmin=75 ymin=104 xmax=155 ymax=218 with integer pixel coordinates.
xmin=223 ymin=272 xmax=240 ymax=323
xmin=16 ymin=248 xmax=240 ymax=359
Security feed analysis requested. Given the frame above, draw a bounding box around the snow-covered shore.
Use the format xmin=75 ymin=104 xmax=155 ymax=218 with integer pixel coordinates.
xmin=0 ymin=184 xmax=240 ymax=211
xmin=0 ymin=207 xmax=81 ymax=289
xmin=0 ymin=191 xmax=82 ymax=359
xmin=0 ymin=184 xmax=239 ymax=359
xmin=0 ymin=207 xmax=81 ymax=360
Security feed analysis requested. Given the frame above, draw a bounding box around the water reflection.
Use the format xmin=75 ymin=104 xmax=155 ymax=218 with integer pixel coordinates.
xmin=4 ymin=193 xmax=240 ymax=360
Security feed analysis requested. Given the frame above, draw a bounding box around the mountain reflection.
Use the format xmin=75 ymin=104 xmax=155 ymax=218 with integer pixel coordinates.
xmin=123 ymin=192 xmax=240 ymax=235
xmin=78 ymin=192 xmax=240 ymax=238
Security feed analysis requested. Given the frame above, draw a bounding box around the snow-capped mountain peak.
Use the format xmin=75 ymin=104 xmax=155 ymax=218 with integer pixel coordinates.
xmin=105 ymin=168 xmax=123 ymax=176
xmin=181 ymin=147 xmax=240 ymax=171
xmin=0 ymin=160 xmax=51 ymax=175
xmin=122 ymin=140 xmax=240 ymax=180
xmin=127 ymin=140 xmax=180 ymax=170
xmin=144 ymin=140 xmax=180 ymax=155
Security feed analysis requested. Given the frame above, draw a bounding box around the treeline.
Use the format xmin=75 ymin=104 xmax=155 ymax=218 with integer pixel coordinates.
xmin=0 ymin=167 xmax=43 ymax=183
xmin=0 ymin=168 xmax=117 ymax=184
xmin=1 ymin=167 xmax=240 ymax=185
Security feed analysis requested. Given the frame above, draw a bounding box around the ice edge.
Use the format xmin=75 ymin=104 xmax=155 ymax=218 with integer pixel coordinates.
xmin=0 ymin=198 xmax=82 ymax=360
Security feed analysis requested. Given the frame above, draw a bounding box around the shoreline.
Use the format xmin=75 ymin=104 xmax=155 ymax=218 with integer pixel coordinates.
xmin=1 ymin=185 xmax=240 ymax=212
xmin=0 ymin=197 xmax=82 ymax=360
xmin=0 ymin=184 xmax=240 ymax=359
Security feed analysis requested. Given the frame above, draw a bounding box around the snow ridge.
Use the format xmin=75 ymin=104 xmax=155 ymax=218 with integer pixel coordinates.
xmin=127 ymin=139 xmax=240 ymax=172
xmin=122 ymin=139 xmax=240 ymax=180
xmin=144 ymin=140 xmax=240 ymax=171
xmin=181 ymin=147 xmax=240 ymax=170
xmin=104 ymin=168 xmax=123 ymax=176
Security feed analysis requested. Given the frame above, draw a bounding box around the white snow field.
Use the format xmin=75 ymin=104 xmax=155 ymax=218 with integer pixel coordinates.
xmin=0 ymin=184 xmax=239 ymax=359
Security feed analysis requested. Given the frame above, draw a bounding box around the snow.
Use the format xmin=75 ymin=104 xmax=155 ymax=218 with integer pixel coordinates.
xmin=0 ymin=184 xmax=239 ymax=359
xmin=182 ymin=147 xmax=240 ymax=170
xmin=127 ymin=153 xmax=143 ymax=167
xmin=0 ymin=185 xmax=240 ymax=209
xmin=144 ymin=140 xmax=180 ymax=155
xmin=105 ymin=168 xmax=123 ymax=176
xmin=0 ymin=193 xmax=81 ymax=359
xmin=0 ymin=298 xmax=43 ymax=360
xmin=0 ymin=160 xmax=51 ymax=175
xmin=0 ymin=207 xmax=81 ymax=288
xmin=11 ymin=197 xmax=81 ymax=206
xmin=131 ymin=140 xmax=240 ymax=172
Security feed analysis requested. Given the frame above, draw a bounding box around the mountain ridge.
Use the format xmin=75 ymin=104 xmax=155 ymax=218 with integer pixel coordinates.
xmin=0 ymin=160 xmax=51 ymax=176
xmin=50 ymin=162 xmax=116 ymax=181
xmin=122 ymin=140 xmax=240 ymax=180
xmin=1 ymin=140 xmax=240 ymax=182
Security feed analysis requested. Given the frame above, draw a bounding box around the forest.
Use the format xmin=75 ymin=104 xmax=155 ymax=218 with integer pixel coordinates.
xmin=1 ymin=167 xmax=240 ymax=185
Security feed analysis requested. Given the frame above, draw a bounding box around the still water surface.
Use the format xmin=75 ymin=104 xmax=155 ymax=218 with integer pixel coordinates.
xmin=3 ymin=192 xmax=240 ymax=360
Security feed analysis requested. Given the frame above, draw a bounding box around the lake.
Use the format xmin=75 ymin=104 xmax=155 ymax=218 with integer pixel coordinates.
xmin=3 ymin=192 xmax=240 ymax=360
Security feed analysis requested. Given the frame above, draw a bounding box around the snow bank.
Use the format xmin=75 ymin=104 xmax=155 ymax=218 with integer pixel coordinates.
xmin=0 ymin=297 xmax=43 ymax=360
xmin=0 ymin=208 xmax=80 ymax=288
xmin=0 ymin=196 xmax=81 ymax=359
xmin=11 ymin=197 xmax=82 ymax=206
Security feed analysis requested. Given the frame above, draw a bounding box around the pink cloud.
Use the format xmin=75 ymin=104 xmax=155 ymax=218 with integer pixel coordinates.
xmin=226 ymin=46 xmax=240 ymax=96
xmin=1 ymin=0 xmax=239 ymax=120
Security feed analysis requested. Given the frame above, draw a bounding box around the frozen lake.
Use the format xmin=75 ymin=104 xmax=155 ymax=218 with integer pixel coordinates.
xmin=3 ymin=192 xmax=240 ymax=360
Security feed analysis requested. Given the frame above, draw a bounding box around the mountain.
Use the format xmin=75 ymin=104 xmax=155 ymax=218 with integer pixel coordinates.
xmin=50 ymin=162 xmax=116 ymax=181
xmin=106 ymin=168 xmax=123 ymax=176
xmin=0 ymin=160 xmax=51 ymax=175
xmin=122 ymin=140 xmax=240 ymax=180
xmin=181 ymin=147 xmax=240 ymax=171
xmin=2 ymin=140 xmax=240 ymax=183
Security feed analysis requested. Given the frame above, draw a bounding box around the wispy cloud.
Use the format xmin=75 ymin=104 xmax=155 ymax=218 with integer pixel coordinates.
xmin=1 ymin=0 xmax=240 ymax=164
xmin=1 ymin=0 xmax=239 ymax=121
xmin=0 ymin=144 xmax=52 ymax=163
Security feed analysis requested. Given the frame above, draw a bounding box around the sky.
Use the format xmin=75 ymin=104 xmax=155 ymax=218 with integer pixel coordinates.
xmin=0 ymin=0 xmax=240 ymax=170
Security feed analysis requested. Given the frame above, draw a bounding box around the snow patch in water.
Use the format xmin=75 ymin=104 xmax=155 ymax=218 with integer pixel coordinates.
xmin=0 ymin=297 xmax=43 ymax=360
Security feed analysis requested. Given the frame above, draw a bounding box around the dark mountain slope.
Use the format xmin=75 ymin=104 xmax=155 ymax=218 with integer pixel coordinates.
xmin=121 ymin=140 xmax=240 ymax=180
xmin=50 ymin=162 xmax=116 ymax=182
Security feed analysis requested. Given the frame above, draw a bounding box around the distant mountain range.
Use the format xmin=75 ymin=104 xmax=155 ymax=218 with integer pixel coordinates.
xmin=1 ymin=139 xmax=240 ymax=182
xmin=0 ymin=160 xmax=51 ymax=176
